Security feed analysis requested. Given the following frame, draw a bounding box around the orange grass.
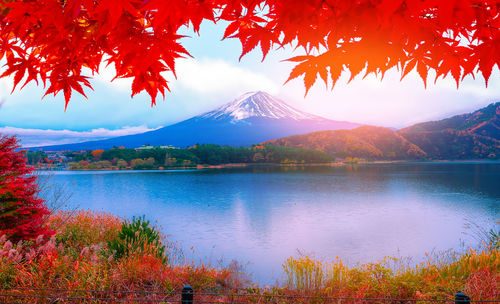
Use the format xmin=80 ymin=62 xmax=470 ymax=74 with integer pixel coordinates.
xmin=0 ymin=210 xmax=232 ymax=296
xmin=48 ymin=210 xmax=122 ymax=255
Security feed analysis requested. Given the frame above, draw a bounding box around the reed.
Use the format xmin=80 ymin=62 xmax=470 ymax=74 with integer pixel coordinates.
xmin=282 ymin=249 xmax=499 ymax=301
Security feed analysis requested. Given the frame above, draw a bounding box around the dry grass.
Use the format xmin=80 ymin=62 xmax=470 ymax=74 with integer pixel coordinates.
xmin=1 ymin=210 xmax=498 ymax=303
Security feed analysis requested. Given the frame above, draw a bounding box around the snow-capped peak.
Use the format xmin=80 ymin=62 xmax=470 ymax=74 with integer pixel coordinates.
xmin=200 ymin=91 xmax=320 ymax=121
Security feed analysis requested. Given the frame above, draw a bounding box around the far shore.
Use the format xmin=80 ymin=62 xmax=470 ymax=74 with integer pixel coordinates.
xmin=51 ymin=161 xmax=348 ymax=171
xmin=34 ymin=159 xmax=500 ymax=172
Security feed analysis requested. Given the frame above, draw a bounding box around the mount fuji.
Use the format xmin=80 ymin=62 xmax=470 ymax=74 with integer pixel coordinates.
xmin=36 ymin=91 xmax=361 ymax=150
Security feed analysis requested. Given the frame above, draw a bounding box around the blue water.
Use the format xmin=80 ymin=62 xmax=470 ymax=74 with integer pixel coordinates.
xmin=39 ymin=162 xmax=500 ymax=284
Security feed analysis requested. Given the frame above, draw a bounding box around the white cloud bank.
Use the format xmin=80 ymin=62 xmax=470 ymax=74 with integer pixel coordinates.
xmin=0 ymin=125 xmax=160 ymax=147
xmin=91 ymin=57 xmax=280 ymax=96
xmin=175 ymin=58 xmax=280 ymax=95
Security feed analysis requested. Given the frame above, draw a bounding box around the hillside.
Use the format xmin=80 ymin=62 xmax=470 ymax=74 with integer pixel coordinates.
xmin=400 ymin=102 xmax=500 ymax=139
xmin=265 ymin=126 xmax=426 ymax=160
xmin=398 ymin=130 xmax=499 ymax=159
xmin=398 ymin=102 xmax=500 ymax=159
xmin=264 ymin=103 xmax=500 ymax=160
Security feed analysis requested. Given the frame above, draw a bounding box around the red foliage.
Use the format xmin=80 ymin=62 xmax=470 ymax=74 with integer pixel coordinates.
xmin=464 ymin=268 xmax=499 ymax=300
xmin=91 ymin=149 xmax=104 ymax=160
xmin=0 ymin=0 xmax=498 ymax=106
xmin=0 ymin=135 xmax=52 ymax=242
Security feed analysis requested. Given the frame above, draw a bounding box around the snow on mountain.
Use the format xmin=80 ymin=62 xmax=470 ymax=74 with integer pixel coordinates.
xmin=32 ymin=92 xmax=362 ymax=150
xmin=200 ymin=91 xmax=320 ymax=121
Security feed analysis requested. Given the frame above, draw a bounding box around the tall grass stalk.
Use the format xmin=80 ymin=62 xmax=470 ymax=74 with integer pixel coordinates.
xmin=283 ymin=248 xmax=499 ymax=301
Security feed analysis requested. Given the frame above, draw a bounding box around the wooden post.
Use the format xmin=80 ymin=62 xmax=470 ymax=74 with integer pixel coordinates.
xmin=181 ymin=286 xmax=193 ymax=304
xmin=455 ymin=292 xmax=470 ymax=304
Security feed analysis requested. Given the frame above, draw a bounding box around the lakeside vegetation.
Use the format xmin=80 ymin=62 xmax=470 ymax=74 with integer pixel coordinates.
xmin=26 ymin=144 xmax=335 ymax=170
xmin=0 ymin=210 xmax=498 ymax=302
xmin=0 ymin=211 xmax=234 ymax=292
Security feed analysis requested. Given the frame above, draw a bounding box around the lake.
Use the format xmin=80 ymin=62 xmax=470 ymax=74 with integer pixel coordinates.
xmin=39 ymin=162 xmax=500 ymax=284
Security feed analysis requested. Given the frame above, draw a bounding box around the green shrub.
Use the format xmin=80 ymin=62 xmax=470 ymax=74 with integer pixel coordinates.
xmin=107 ymin=216 xmax=167 ymax=263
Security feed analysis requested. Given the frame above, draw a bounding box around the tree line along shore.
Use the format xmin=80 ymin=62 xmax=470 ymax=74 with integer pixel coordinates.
xmin=26 ymin=144 xmax=341 ymax=171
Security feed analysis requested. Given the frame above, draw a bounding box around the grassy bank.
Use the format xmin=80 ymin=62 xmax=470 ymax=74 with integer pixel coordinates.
xmin=0 ymin=211 xmax=236 ymax=293
xmin=0 ymin=210 xmax=498 ymax=302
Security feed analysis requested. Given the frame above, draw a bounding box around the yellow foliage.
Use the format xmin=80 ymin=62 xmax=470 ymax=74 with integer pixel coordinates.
xmin=283 ymin=249 xmax=499 ymax=301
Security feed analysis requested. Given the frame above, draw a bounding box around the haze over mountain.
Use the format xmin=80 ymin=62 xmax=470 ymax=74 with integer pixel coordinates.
xmin=34 ymin=91 xmax=361 ymax=150
xmin=400 ymin=102 xmax=500 ymax=139
xmin=399 ymin=102 xmax=500 ymax=159
xmin=265 ymin=102 xmax=500 ymax=160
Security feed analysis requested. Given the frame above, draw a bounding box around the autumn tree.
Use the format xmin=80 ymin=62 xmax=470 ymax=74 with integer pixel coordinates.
xmin=0 ymin=136 xmax=52 ymax=242
xmin=0 ymin=0 xmax=498 ymax=108
xmin=78 ymin=160 xmax=89 ymax=167
xmin=145 ymin=157 xmax=155 ymax=166
xmin=117 ymin=159 xmax=128 ymax=169
xmin=130 ymin=158 xmax=145 ymax=169
xmin=91 ymin=149 xmax=104 ymax=160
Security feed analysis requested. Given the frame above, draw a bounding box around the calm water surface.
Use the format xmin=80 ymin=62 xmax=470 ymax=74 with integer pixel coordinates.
xmin=41 ymin=162 xmax=499 ymax=284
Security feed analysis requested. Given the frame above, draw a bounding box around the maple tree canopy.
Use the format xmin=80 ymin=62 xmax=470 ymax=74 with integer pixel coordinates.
xmin=0 ymin=0 xmax=498 ymax=109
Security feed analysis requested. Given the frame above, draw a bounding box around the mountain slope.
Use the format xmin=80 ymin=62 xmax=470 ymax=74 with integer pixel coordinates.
xmin=398 ymin=102 xmax=500 ymax=159
xmin=265 ymin=126 xmax=426 ymax=160
xmin=400 ymin=102 xmax=500 ymax=138
xmin=36 ymin=92 xmax=361 ymax=150
xmin=264 ymin=103 xmax=500 ymax=160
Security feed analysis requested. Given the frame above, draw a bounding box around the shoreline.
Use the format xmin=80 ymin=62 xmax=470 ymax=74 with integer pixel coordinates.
xmin=34 ymin=159 xmax=500 ymax=171
xmin=44 ymin=161 xmax=347 ymax=171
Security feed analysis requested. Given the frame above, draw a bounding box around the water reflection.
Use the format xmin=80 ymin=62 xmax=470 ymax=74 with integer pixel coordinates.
xmin=42 ymin=162 xmax=500 ymax=283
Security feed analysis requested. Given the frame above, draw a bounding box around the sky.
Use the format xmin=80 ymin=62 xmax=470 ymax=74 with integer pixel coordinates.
xmin=0 ymin=20 xmax=499 ymax=146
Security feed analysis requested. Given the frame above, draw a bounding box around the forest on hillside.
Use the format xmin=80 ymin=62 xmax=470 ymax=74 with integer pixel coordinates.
xmin=266 ymin=125 xmax=500 ymax=160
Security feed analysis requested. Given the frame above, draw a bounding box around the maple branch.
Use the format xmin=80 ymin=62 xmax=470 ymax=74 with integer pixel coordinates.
xmin=0 ymin=0 xmax=498 ymax=106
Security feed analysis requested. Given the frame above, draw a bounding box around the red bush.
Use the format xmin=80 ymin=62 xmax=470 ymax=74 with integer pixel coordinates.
xmin=0 ymin=135 xmax=52 ymax=242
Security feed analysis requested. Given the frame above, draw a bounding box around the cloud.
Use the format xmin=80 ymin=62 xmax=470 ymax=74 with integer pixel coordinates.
xmin=279 ymin=66 xmax=500 ymax=129
xmin=86 ymin=61 xmax=134 ymax=93
xmin=0 ymin=125 xmax=160 ymax=147
xmin=88 ymin=57 xmax=280 ymax=99
xmin=0 ymin=75 xmax=14 ymax=100
xmin=175 ymin=58 xmax=280 ymax=95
